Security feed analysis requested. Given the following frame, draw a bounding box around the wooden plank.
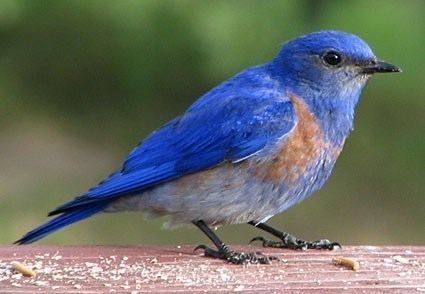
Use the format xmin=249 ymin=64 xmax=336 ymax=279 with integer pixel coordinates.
xmin=0 ymin=245 xmax=424 ymax=293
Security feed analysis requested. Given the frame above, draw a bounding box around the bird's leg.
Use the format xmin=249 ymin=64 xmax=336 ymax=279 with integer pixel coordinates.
xmin=248 ymin=221 xmax=341 ymax=250
xmin=193 ymin=220 xmax=278 ymax=264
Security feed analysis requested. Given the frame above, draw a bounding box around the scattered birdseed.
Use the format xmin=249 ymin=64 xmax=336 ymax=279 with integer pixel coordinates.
xmin=85 ymin=262 xmax=97 ymax=267
xmin=233 ymin=285 xmax=244 ymax=292
xmin=35 ymin=280 xmax=49 ymax=287
xmin=11 ymin=282 xmax=21 ymax=287
xmin=0 ymin=247 xmax=423 ymax=292
xmin=393 ymin=255 xmax=410 ymax=264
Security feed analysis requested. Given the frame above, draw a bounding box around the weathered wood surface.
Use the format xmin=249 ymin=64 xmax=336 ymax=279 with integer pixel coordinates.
xmin=0 ymin=245 xmax=424 ymax=293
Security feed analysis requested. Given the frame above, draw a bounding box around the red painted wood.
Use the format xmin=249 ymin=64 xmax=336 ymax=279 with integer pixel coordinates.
xmin=1 ymin=245 xmax=424 ymax=293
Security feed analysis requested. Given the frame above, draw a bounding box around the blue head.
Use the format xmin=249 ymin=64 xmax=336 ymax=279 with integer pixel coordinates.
xmin=269 ymin=30 xmax=400 ymax=143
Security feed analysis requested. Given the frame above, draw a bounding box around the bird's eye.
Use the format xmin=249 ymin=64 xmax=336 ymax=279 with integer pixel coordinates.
xmin=322 ymin=51 xmax=342 ymax=66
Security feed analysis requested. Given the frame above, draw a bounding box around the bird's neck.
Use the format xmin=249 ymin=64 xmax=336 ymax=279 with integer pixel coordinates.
xmin=286 ymin=81 xmax=362 ymax=147
xmin=306 ymin=95 xmax=359 ymax=147
xmin=266 ymin=63 xmax=365 ymax=147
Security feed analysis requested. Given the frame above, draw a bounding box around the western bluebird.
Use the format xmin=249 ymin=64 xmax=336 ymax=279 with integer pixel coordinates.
xmin=16 ymin=31 xmax=400 ymax=264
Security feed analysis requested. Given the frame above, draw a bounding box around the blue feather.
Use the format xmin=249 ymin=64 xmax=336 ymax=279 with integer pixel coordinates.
xmin=18 ymin=65 xmax=296 ymax=243
xmin=49 ymin=66 xmax=296 ymax=214
xmin=15 ymin=202 xmax=106 ymax=244
xmin=16 ymin=30 xmax=396 ymax=245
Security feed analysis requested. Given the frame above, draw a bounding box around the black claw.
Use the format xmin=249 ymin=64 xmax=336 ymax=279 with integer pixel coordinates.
xmin=249 ymin=236 xmax=266 ymax=245
xmin=248 ymin=222 xmax=341 ymax=252
xmin=250 ymin=235 xmax=341 ymax=251
xmin=250 ymin=236 xmax=289 ymax=248
xmin=307 ymin=239 xmax=342 ymax=250
xmin=333 ymin=242 xmax=342 ymax=249
xmin=194 ymin=244 xmax=278 ymax=264
xmin=194 ymin=244 xmax=208 ymax=253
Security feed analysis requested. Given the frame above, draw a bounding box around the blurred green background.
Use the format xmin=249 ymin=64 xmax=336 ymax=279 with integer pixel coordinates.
xmin=1 ymin=0 xmax=424 ymax=246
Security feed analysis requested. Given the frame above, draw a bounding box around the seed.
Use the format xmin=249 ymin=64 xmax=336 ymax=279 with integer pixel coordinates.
xmin=11 ymin=261 xmax=37 ymax=277
xmin=332 ymin=256 xmax=360 ymax=271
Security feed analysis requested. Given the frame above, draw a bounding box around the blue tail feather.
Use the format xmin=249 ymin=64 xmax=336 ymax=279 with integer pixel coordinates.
xmin=15 ymin=203 xmax=106 ymax=245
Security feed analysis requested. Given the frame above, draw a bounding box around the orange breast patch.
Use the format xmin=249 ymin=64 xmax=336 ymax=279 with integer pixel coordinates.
xmin=256 ymin=93 xmax=326 ymax=184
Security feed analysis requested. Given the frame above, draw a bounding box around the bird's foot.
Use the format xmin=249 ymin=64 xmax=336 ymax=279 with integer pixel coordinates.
xmin=250 ymin=234 xmax=341 ymax=251
xmin=194 ymin=244 xmax=278 ymax=264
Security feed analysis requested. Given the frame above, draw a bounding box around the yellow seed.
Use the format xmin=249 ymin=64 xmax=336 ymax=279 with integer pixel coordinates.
xmin=332 ymin=256 xmax=360 ymax=271
xmin=11 ymin=261 xmax=37 ymax=277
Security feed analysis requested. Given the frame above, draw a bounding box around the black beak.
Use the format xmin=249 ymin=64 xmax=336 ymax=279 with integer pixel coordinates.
xmin=362 ymin=60 xmax=402 ymax=74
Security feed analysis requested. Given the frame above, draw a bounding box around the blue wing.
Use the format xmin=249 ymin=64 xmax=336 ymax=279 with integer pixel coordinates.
xmin=16 ymin=66 xmax=297 ymax=244
xmin=52 ymin=94 xmax=295 ymax=213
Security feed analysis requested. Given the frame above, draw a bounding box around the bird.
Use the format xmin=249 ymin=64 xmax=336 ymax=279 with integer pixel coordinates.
xmin=16 ymin=30 xmax=401 ymax=264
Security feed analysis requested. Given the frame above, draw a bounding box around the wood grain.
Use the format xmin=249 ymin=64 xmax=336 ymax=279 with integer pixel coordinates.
xmin=0 ymin=245 xmax=424 ymax=293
